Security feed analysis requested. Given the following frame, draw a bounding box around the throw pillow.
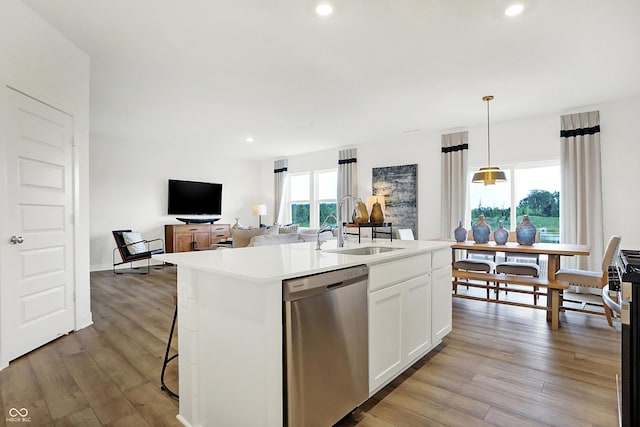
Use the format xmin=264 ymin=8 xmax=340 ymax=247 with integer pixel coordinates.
xmin=231 ymin=227 xmax=267 ymax=248
xmin=247 ymin=233 xmax=301 ymax=247
xmin=266 ymin=225 xmax=279 ymax=235
xmin=122 ymin=231 xmax=147 ymax=255
xmin=279 ymin=224 xmax=299 ymax=234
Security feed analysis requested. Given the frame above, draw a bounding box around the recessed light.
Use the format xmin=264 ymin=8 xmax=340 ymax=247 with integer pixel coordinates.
xmin=245 ymin=136 xmax=254 ymax=143
xmin=505 ymin=4 xmax=524 ymax=16
xmin=315 ymin=3 xmax=333 ymax=16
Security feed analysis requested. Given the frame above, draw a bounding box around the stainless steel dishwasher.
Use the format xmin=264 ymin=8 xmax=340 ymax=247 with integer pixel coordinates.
xmin=283 ymin=264 xmax=369 ymax=427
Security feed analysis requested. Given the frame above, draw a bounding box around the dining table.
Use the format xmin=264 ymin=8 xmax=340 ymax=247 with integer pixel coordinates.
xmin=450 ymin=240 xmax=591 ymax=330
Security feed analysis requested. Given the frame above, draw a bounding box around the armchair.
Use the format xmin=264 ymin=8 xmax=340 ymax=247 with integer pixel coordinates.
xmin=112 ymin=229 xmax=165 ymax=274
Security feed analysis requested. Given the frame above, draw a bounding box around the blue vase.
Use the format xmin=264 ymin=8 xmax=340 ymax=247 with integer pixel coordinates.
xmin=454 ymin=220 xmax=467 ymax=242
xmin=494 ymin=220 xmax=509 ymax=245
xmin=472 ymin=215 xmax=491 ymax=244
xmin=516 ymin=215 xmax=537 ymax=245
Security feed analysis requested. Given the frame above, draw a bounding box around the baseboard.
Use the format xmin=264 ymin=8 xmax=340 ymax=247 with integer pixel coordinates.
xmin=90 ymin=263 xmax=112 ymax=272
xmin=75 ymin=312 xmax=93 ymax=330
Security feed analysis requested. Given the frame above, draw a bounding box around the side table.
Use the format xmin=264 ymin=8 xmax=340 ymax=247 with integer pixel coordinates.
xmin=345 ymin=223 xmax=393 ymax=243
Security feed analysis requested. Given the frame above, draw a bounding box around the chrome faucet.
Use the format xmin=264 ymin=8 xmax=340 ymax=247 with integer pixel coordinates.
xmin=337 ymin=195 xmax=358 ymax=247
xmin=316 ymin=215 xmax=338 ymax=250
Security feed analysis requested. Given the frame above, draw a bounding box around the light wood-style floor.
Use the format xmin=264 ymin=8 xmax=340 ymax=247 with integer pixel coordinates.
xmin=0 ymin=266 xmax=621 ymax=426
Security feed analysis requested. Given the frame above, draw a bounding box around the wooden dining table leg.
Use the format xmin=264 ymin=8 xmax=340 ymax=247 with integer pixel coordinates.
xmin=548 ymin=289 xmax=560 ymax=330
xmin=546 ymin=255 xmax=560 ymax=325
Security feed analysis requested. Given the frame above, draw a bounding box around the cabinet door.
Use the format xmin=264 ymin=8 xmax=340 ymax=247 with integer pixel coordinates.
xmin=193 ymin=231 xmax=211 ymax=250
xmin=432 ymin=266 xmax=453 ymax=343
xmin=403 ymin=275 xmax=432 ymax=363
xmin=175 ymin=233 xmax=196 ymax=252
xmin=369 ymin=283 xmax=403 ymax=392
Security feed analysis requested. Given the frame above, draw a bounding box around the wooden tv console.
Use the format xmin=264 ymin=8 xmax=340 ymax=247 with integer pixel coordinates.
xmin=165 ymin=223 xmax=231 ymax=253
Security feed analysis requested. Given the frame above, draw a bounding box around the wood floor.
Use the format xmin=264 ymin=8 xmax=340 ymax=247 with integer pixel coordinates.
xmin=0 ymin=266 xmax=621 ymax=426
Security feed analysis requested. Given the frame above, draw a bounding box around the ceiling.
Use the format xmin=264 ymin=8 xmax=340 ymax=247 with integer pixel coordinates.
xmin=21 ymin=0 xmax=640 ymax=160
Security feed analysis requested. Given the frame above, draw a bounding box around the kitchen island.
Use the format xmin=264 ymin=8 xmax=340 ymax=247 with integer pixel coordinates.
xmin=154 ymin=238 xmax=452 ymax=427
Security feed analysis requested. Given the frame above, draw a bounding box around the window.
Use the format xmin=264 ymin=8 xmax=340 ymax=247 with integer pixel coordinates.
xmin=289 ymin=173 xmax=310 ymax=227
xmin=317 ymin=170 xmax=337 ymax=227
xmin=470 ymin=164 xmax=560 ymax=243
xmin=286 ymin=169 xmax=337 ymax=228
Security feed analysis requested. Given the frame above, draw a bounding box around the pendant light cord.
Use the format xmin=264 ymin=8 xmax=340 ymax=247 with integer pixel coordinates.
xmin=486 ymin=97 xmax=491 ymax=168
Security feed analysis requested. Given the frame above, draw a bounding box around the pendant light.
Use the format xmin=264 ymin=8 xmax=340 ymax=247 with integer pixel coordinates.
xmin=472 ymin=95 xmax=507 ymax=185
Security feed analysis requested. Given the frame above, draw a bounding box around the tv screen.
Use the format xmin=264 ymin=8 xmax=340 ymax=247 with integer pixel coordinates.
xmin=168 ymin=179 xmax=222 ymax=215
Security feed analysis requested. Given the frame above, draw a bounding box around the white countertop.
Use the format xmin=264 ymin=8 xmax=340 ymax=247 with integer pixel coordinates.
xmin=154 ymin=239 xmax=451 ymax=282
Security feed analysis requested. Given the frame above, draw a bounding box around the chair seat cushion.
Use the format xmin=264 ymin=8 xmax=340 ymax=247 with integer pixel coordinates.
xmin=454 ymin=259 xmax=495 ymax=273
xmin=496 ymin=262 xmax=540 ymax=277
xmin=555 ymin=268 xmax=603 ymax=287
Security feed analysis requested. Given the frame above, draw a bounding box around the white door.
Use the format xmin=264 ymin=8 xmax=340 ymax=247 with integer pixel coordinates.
xmin=1 ymin=87 xmax=75 ymax=363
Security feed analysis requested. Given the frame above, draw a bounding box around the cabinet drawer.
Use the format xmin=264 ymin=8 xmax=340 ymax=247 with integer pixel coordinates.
xmin=369 ymin=254 xmax=430 ymax=292
xmin=211 ymin=224 xmax=230 ymax=238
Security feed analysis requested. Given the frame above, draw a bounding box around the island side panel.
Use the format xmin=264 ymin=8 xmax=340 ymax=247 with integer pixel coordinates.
xmin=177 ymin=266 xmax=283 ymax=427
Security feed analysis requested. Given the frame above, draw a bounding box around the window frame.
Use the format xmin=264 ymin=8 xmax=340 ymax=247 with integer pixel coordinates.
xmin=286 ymin=172 xmax=311 ymax=227
xmin=285 ymin=168 xmax=338 ymax=228
xmin=467 ymin=160 xmax=560 ymax=234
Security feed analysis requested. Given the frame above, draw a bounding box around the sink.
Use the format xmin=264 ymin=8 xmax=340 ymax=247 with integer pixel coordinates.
xmin=327 ymin=246 xmax=405 ymax=255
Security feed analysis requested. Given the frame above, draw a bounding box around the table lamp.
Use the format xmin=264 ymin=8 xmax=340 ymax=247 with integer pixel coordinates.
xmin=253 ymin=204 xmax=267 ymax=227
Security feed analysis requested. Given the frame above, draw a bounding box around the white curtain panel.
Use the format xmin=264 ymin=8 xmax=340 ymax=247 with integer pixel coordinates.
xmin=274 ymin=159 xmax=288 ymax=225
xmin=337 ymin=148 xmax=358 ymax=222
xmin=440 ymin=132 xmax=469 ymax=239
xmin=560 ymin=111 xmax=604 ymax=277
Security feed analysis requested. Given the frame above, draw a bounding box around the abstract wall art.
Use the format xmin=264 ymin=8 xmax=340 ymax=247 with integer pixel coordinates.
xmin=372 ymin=164 xmax=418 ymax=238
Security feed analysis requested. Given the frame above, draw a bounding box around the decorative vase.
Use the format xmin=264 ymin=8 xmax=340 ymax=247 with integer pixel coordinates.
xmin=454 ymin=221 xmax=467 ymax=242
xmin=516 ymin=214 xmax=537 ymax=245
xmin=370 ymin=202 xmax=384 ymax=224
xmin=472 ymin=215 xmax=491 ymax=244
xmin=231 ymin=217 xmax=242 ymax=230
xmin=494 ymin=220 xmax=509 ymax=245
xmin=352 ymin=200 xmax=369 ymax=224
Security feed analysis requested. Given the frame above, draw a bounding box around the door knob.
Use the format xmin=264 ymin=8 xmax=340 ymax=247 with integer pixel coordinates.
xmin=9 ymin=235 xmax=24 ymax=245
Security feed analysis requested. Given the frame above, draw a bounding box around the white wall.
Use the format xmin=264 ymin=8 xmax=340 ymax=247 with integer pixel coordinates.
xmin=0 ymin=0 xmax=91 ymax=328
xmin=599 ymin=96 xmax=640 ymax=249
xmin=262 ymin=95 xmax=640 ymax=250
xmin=90 ymin=135 xmax=265 ymax=271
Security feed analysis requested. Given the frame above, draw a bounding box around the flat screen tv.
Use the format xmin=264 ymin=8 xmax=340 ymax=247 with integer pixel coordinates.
xmin=168 ymin=179 xmax=222 ymax=217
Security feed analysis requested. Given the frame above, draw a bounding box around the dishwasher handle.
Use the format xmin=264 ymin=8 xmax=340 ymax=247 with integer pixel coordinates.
xmin=283 ymin=265 xmax=368 ymax=301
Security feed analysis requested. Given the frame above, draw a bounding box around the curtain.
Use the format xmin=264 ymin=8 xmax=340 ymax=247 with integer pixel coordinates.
xmin=560 ymin=111 xmax=603 ymax=279
xmin=440 ymin=132 xmax=469 ymax=239
xmin=337 ymin=148 xmax=357 ymax=222
xmin=274 ymin=159 xmax=288 ymax=225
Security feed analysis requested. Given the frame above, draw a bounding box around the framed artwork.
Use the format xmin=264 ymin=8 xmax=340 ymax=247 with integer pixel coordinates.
xmin=372 ymin=164 xmax=418 ymax=238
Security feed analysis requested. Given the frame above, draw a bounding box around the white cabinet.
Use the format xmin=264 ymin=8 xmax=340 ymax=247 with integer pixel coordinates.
xmin=369 ymin=281 xmax=403 ymax=390
xmin=369 ymin=273 xmax=431 ymax=393
xmin=403 ymin=275 xmax=432 ymax=361
xmin=432 ymin=265 xmax=452 ymax=343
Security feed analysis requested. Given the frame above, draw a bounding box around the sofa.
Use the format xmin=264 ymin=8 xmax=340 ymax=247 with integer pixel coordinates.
xmin=217 ymin=224 xmax=336 ymax=249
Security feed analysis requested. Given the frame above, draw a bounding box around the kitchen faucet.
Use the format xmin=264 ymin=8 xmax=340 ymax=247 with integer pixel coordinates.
xmin=337 ymin=195 xmax=358 ymax=247
xmin=316 ymin=214 xmax=338 ymax=250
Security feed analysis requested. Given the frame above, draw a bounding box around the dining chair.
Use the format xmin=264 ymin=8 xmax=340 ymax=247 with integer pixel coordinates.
xmin=495 ymin=231 xmax=541 ymax=303
xmin=555 ymin=235 xmax=622 ymax=326
xmin=396 ymin=229 xmax=414 ymax=240
xmin=453 ymin=230 xmax=497 ymax=298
